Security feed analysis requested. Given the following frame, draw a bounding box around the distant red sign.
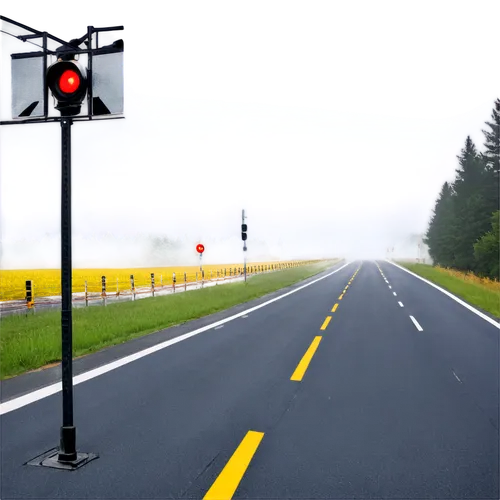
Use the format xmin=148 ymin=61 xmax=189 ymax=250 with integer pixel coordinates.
xmin=196 ymin=244 xmax=205 ymax=254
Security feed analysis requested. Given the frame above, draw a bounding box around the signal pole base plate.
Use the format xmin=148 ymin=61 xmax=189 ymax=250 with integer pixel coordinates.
xmin=26 ymin=447 xmax=98 ymax=470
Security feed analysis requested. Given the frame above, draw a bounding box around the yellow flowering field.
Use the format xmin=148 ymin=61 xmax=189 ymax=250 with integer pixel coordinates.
xmin=0 ymin=260 xmax=318 ymax=301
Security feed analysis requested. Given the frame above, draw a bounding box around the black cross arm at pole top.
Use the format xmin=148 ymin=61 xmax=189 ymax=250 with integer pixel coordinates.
xmin=1 ymin=15 xmax=78 ymax=52
xmin=89 ymin=25 xmax=124 ymax=33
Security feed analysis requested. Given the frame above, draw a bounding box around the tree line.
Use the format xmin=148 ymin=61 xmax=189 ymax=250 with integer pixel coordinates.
xmin=425 ymin=99 xmax=499 ymax=279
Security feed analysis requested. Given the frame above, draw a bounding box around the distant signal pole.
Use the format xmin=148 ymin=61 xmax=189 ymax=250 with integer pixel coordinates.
xmin=196 ymin=243 xmax=205 ymax=271
xmin=242 ymin=210 xmax=248 ymax=282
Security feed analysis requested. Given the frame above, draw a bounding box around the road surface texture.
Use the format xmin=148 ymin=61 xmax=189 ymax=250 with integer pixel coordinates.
xmin=1 ymin=260 xmax=498 ymax=498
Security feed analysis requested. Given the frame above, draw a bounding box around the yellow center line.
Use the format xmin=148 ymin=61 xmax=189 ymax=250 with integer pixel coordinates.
xmin=204 ymin=430 xmax=264 ymax=499
xmin=320 ymin=316 xmax=332 ymax=330
xmin=290 ymin=336 xmax=322 ymax=382
xmin=338 ymin=294 xmax=344 ymax=300
xmin=331 ymin=303 xmax=338 ymax=312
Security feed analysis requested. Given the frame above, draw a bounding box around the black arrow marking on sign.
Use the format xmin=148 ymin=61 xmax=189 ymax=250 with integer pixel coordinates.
xmin=92 ymin=97 xmax=111 ymax=115
xmin=19 ymin=101 xmax=39 ymax=117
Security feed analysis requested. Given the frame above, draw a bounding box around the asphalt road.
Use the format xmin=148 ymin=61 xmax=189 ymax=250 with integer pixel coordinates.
xmin=1 ymin=260 xmax=499 ymax=498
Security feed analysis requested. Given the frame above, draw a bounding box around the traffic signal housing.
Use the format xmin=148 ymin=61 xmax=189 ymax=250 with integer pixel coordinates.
xmin=46 ymin=60 xmax=87 ymax=116
xmin=242 ymin=223 xmax=248 ymax=241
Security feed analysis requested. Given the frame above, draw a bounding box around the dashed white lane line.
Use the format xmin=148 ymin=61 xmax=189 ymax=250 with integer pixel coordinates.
xmin=410 ymin=315 xmax=423 ymax=331
xmin=388 ymin=286 xmax=392 ymax=289
xmin=398 ymin=302 xmax=404 ymax=308
xmin=452 ymin=370 xmax=462 ymax=383
xmin=393 ymin=292 xmax=397 ymax=296
xmin=386 ymin=260 xmax=500 ymax=330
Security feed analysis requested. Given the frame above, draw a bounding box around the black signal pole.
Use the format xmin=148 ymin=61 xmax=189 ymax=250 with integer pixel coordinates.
xmin=59 ymin=117 xmax=76 ymax=462
xmin=32 ymin=88 xmax=96 ymax=472
xmin=0 ymin=15 xmax=122 ymax=470
xmin=242 ymin=209 xmax=247 ymax=282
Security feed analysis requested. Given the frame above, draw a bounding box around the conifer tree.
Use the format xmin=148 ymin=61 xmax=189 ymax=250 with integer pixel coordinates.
xmin=453 ymin=136 xmax=484 ymax=198
xmin=451 ymin=137 xmax=490 ymax=270
xmin=425 ymin=182 xmax=455 ymax=267
xmin=481 ymin=98 xmax=500 ymax=213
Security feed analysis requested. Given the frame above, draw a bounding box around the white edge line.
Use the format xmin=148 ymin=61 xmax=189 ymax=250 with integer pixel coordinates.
xmin=0 ymin=261 xmax=352 ymax=415
xmin=398 ymin=301 xmax=404 ymax=308
xmin=386 ymin=260 xmax=500 ymax=329
xmin=410 ymin=315 xmax=424 ymax=331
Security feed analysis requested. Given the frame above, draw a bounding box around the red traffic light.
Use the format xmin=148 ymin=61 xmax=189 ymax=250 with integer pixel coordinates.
xmin=196 ymin=244 xmax=205 ymax=254
xmin=59 ymin=70 xmax=81 ymax=94
xmin=47 ymin=60 xmax=87 ymax=116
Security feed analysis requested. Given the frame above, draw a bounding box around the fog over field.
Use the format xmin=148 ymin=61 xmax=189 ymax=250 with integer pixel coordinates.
xmin=1 ymin=232 xmax=293 ymax=269
xmin=1 ymin=1 xmax=498 ymax=269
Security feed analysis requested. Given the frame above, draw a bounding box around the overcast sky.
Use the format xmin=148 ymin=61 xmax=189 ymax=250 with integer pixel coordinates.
xmin=1 ymin=1 xmax=499 ymax=268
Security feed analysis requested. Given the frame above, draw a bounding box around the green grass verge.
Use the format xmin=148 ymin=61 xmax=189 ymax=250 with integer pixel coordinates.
xmin=0 ymin=260 xmax=339 ymax=380
xmin=397 ymin=263 xmax=500 ymax=319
